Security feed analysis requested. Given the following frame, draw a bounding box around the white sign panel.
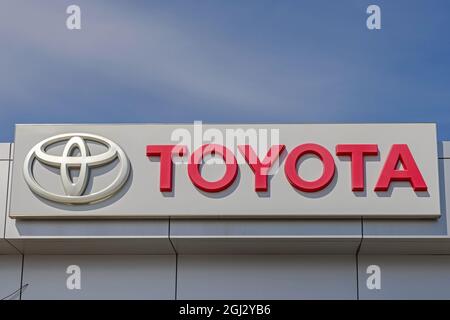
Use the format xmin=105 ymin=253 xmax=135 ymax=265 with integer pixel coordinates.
xmin=9 ymin=123 xmax=440 ymax=218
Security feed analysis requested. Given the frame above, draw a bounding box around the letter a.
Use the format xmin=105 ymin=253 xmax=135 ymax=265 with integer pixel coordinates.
xmin=66 ymin=5 xmax=81 ymax=30
xmin=366 ymin=5 xmax=381 ymax=30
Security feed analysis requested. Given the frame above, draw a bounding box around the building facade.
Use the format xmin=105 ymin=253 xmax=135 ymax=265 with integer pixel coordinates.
xmin=1 ymin=123 xmax=450 ymax=300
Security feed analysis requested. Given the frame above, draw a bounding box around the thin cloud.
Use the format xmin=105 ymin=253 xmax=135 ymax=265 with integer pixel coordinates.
xmin=0 ymin=1 xmax=350 ymax=116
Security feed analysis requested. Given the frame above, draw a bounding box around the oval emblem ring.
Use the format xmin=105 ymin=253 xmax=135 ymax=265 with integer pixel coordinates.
xmin=23 ymin=133 xmax=130 ymax=204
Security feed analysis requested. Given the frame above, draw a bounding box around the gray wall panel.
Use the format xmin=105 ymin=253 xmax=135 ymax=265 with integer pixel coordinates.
xmin=0 ymin=152 xmax=18 ymax=254
xmin=359 ymin=237 xmax=450 ymax=254
xmin=171 ymin=219 xmax=362 ymax=254
xmin=443 ymin=141 xmax=450 ymax=158
xmin=171 ymin=219 xmax=361 ymax=236
xmin=359 ymin=255 xmax=450 ymax=299
xmin=0 ymin=161 xmax=8 ymax=248
xmin=21 ymin=255 xmax=176 ymax=300
xmin=177 ymin=255 xmax=357 ymax=299
xmin=5 ymin=216 xmax=174 ymax=254
xmin=0 ymin=143 xmax=10 ymax=160
xmin=0 ymin=255 xmax=23 ymax=300
xmin=8 ymin=238 xmax=174 ymax=255
xmin=171 ymin=238 xmax=361 ymax=254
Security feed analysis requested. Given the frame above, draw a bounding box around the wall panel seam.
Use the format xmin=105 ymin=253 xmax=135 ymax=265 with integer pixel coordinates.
xmin=2 ymin=144 xmax=11 ymax=239
xmin=356 ymin=216 xmax=363 ymax=300
xmin=168 ymin=217 xmax=178 ymax=300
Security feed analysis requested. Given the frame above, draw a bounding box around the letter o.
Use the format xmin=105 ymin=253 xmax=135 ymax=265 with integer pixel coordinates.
xmin=284 ymin=143 xmax=335 ymax=192
xmin=188 ymin=144 xmax=238 ymax=192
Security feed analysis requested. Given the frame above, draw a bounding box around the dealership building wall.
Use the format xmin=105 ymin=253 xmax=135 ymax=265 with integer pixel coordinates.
xmin=2 ymin=138 xmax=450 ymax=300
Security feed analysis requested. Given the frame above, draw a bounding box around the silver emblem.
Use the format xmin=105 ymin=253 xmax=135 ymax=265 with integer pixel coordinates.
xmin=23 ymin=133 xmax=130 ymax=204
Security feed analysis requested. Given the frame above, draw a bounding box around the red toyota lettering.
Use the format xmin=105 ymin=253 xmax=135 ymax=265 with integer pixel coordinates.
xmin=146 ymin=144 xmax=187 ymax=192
xmin=188 ymin=144 xmax=238 ymax=192
xmin=147 ymin=142 xmax=426 ymax=194
xmin=284 ymin=143 xmax=335 ymax=192
xmin=374 ymin=144 xmax=427 ymax=192
xmin=238 ymin=144 xmax=285 ymax=192
xmin=336 ymin=144 xmax=379 ymax=191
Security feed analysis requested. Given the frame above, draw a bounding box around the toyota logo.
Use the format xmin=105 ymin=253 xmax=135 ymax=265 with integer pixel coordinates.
xmin=23 ymin=133 xmax=130 ymax=204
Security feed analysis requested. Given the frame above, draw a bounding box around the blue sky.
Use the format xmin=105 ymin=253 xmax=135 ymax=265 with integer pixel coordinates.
xmin=0 ymin=0 xmax=449 ymax=141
